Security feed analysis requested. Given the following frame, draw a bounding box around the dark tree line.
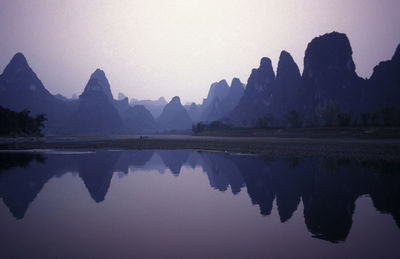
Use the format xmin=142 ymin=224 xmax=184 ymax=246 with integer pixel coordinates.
xmin=192 ymin=104 xmax=400 ymax=133
xmin=192 ymin=120 xmax=232 ymax=133
xmin=257 ymin=105 xmax=400 ymax=129
xmin=0 ymin=105 xmax=47 ymax=136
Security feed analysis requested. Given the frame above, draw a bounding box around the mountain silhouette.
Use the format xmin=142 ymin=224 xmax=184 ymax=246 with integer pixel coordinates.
xmin=0 ymin=53 xmax=74 ymax=132
xmin=202 ymin=80 xmax=230 ymax=108
xmin=123 ymin=105 xmax=158 ymax=133
xmin=228 ymin=57 xmax=276 ymax=126
xmin=157 ymin=96 xmax=192 ymax=130
xmin=68 ymin=69 xmax=123 ymax=133
xmin=201 ymin=78 xmax=245 ymax=122
xmin=301 ymin=32 xmax=366 ymax=118
xmin=223 ymin=31 xmax=400 ymax=126
xmin=1 ymin=31 xmax=399 ymax=132
xmin=270 ymin=51 xmax=302 ymax=117
xmin=130 ymin=97 xmax=167 ymax=118
xmin=367 ymin=44 xmax=400 ymax=110
xmin=187 ymin=102 xmax=202 ymax=123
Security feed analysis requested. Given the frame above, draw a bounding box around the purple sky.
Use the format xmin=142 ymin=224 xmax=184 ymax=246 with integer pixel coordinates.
xmin=1 ymin=0 xmax=399 ymax=103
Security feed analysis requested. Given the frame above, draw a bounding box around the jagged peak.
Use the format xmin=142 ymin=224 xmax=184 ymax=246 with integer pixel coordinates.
xmin=256 ymin=57 xmax=275 ymax=80
xmin=230 ymin=77 xmax=245 ymax=91
xmin=83 ymin=68 xmax=113 ymax=99
xmin=277 ymin=50 xmax=300 ymax=80
xmin=309 ymin=31 xmax=350 ymax=43
xmin=0 ymin=52 xmax=53 ymax=96
xmin=158 ymin=97 xmax=167 ymax=104
xmin=3 ymin=52 xmax=31 ymax=75
xmin=305 ymin=31 xmax=353 ymax=57
xmin=260 ymin=57 xmax=272 ymax=68
xmin=303 ymin=31 xmax=355 ymax=76
xmin=170 ymin=96 xmax=181 ymax=105
xmin=205 ymin=79 xmax=230 ymax=104
xmin=279 ymin=50 xmax=293 ymax=61
xmin=9 ymin=52 xmax=28 ymax=66
xmin=218 ymin=79 xmax=229 ymax=88
xmin=90 ymin=68 xmax=107 ymax=80
xmin=231 ymin=77 xmax=241 ymax=84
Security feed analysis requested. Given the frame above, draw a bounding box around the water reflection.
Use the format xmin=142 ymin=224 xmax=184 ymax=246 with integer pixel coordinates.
xmin=0 ymin=150 xmax=399 ymax=243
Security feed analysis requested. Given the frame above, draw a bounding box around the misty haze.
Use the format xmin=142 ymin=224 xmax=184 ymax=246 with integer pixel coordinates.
xmin=0 ymin=1 xmax=400 ymax=258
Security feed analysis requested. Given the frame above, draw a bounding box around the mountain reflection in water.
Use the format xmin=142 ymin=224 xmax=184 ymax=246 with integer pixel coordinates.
xmin=0 ymin=150 xmax=399 ymax=246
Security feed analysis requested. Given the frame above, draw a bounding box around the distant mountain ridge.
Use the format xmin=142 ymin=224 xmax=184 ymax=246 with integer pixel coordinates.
xmin=201 ymin=78 xmax=245 ymax=122
xmin=157 ymin=96 xmax=192 ymax=130
xmin=1 ymin=31 xmax=399 ymax=133
xmin=123 ymin=105 xmax=158 ymax=133
xmin=130 ymin=97 xmax=167 ymax=118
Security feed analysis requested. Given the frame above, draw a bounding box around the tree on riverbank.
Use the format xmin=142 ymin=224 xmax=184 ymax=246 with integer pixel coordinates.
xmin=0 ymin=106 xmax=47 ymax=136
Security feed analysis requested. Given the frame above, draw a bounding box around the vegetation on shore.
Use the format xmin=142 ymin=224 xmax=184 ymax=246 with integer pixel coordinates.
xmin=0 ymin=105 xmax=47 ymax=137
xmin=193 ymin=104 xmax=400 ymax=135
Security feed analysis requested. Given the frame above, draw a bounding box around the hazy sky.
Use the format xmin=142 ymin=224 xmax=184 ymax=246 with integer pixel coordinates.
xmin=1 ymin=0 xmax=399 ymax=103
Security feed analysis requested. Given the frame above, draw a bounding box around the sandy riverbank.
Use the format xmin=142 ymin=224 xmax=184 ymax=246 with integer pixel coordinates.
xmin=1 ymin=135 xmax=400 ymax=161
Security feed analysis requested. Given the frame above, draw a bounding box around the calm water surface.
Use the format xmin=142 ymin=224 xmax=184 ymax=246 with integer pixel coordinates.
xmin=0 ymin=150 xmax=399 ymax=258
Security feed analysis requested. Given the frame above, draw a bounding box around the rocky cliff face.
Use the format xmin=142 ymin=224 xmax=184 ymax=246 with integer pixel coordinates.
xmin=270 ymin=51 xmax=302 ymax=117
xmin=227 ymin=32 xmax=374 ymax=126
xmin=228 ymin=57 xmax=276 ymax=125
xmin=157 ymin=96 xmax=192 ymax=130
xmin=301 ymin=32 xmax=365 ymax=116
xmin=367 ymin=44 xmax=400 ymax=110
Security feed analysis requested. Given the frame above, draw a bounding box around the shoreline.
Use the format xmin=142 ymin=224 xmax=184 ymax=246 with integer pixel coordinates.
xmin=1 ymin=135 xmax=400 ymax=161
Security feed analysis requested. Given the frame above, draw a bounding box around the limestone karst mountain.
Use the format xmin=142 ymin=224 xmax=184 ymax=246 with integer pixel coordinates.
xmin=270 ymin=50 xmax=302 ymax=117
xmin=228 ymin=57 xmax=276 ymax=125
xmin=123 ymin=105 xmax=158 ymax=133
xmin=1 ymin=31 xmax=399 ymax=132
xmin=227 ymin=32 xmax=394 ymax=126
xmin=187 ymin=102 xmax=202 ymax=123
xmin=367 ymin=44 xmax=400 ymax=110
xmin=201 ymin=78 xmax=245 ymax=122
xmin=82 ymin=69 xmax=114 ymax=100
xmin=157 ymin=96 xmax=192 ymax=130
xmin=0 ymin=53 xmax=74 ymax=132
xmin=202 ymin=79 xmax=230 ymax=108
xmin=300 ymin=32 xmax=366 ymax=117
xmin=69 ymin=69 xmax=123 ymax=133
xmin=130 ymin=97 xmax=167 ymax=118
